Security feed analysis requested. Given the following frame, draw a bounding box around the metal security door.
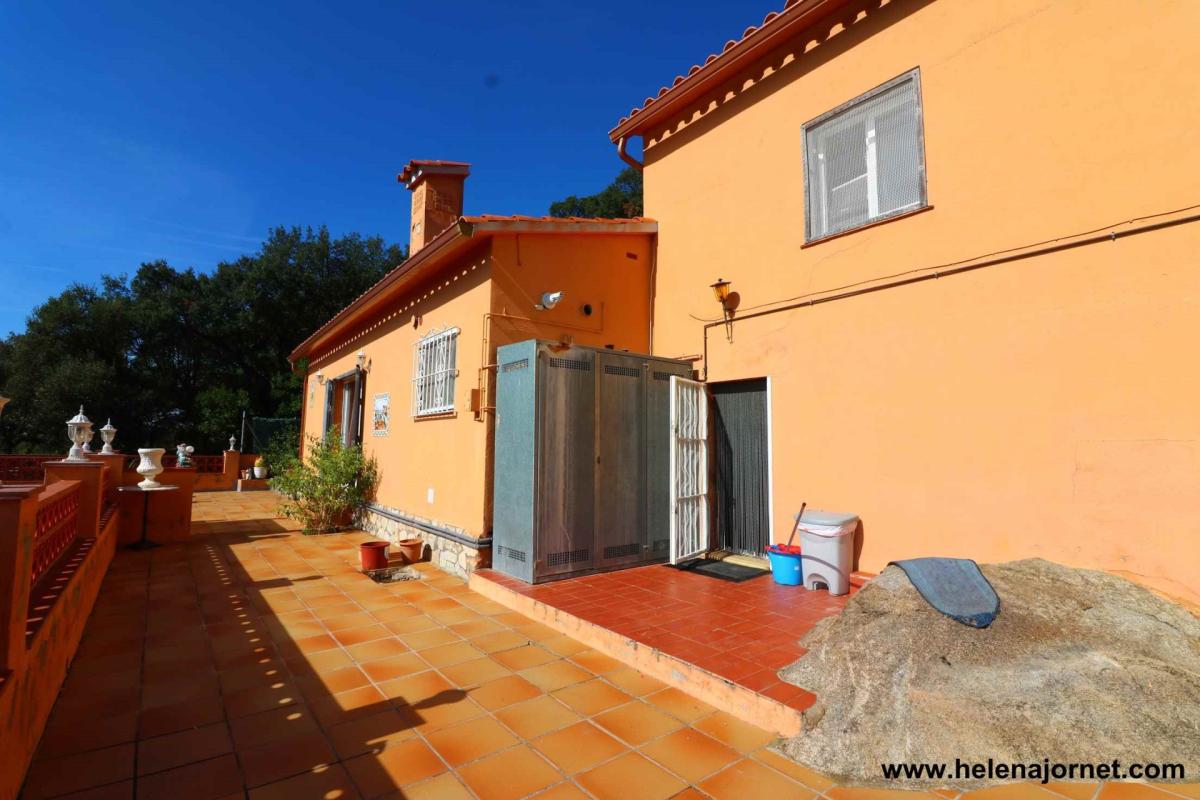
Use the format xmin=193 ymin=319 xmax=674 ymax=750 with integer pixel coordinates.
xmin=669 ymin=376 xmax=709 ymax=564
xmin=712 ymin=379 xmax=770 ymax=556
xmin=594 ymin=352 xmax=646 ymax=568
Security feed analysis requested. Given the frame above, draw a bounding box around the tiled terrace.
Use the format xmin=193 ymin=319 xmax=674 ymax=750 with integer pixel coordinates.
xmin=22 ymin=491 xmax=1198 ymax=800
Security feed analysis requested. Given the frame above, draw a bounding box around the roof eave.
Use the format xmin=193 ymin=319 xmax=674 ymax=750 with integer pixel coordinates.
xmin=607 ymin=0 xmax=850 ymax=143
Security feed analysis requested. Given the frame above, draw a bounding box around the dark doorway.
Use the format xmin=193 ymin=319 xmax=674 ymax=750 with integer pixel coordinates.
xmin=711 ymin=378 xmax=770 ymax=556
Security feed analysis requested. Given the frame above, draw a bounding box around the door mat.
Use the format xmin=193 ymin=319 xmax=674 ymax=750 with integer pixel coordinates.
xmin=667 ymin=558 xmax=770 ymax=583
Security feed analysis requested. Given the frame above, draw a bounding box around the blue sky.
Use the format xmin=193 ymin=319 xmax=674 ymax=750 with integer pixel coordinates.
xmin=0 ymin=0 xmax=775 ymax=336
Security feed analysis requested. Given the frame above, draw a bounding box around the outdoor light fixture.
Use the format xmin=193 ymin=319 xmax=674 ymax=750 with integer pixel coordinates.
xmin=535 ymin=291 xmax=564 ymax=311
xmin=65 ymin=406 xmax=94 ymax=462
xmin=710 ymin=278 xmax=732 ymax=306
xmin=356 ymin=349 xmax=367 ymax=370
xmin=711 ymin=278 xmax=736 ymax=342
xmin=315 ymin=369 xmax=326 ymax=385
xmin=100 ymin=419 xmax=117 ymax=454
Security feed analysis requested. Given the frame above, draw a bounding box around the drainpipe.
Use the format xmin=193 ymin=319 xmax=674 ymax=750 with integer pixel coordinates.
xmin=616 ymin=137 xmax=643 ymax=172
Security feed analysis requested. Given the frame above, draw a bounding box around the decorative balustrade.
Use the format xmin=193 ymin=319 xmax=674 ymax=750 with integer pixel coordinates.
xmin=0 ymin=455 xmax=60 ymax=482
xmin=31 ymin=480 xmax=81 ymax=586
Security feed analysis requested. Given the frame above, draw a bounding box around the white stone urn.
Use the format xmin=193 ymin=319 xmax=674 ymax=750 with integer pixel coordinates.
xmin=136 ymin=448 xmax=166 ymax=489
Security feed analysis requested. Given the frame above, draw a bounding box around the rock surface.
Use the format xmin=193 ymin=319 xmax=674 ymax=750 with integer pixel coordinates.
xmin=778 ymin=559 xmax=1200 ymax=788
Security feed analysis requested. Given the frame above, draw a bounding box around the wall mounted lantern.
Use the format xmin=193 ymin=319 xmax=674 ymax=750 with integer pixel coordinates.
xmin=356 ymin=349 xmax=367 ymax=371
xmin=710 ymin=278 xmax=737 ymax=342
xmin=100 ymin=419 xmax=117 ymax=454
xmin=65 ymin=406 xmax=93 ymax=462
xmin=315 ymin=369 xmax=326 ymax=385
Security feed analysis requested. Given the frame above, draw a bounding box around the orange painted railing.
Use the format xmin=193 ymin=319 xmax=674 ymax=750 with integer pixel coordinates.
xmin=31 ymin=481 xmax=81 ymax=586
xmin=0 ymin=456 xmax=59 ymax=482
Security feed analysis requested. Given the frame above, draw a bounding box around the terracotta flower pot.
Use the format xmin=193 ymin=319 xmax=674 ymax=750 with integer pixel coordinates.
xmin=360 ymin=541 xmax=388 ymax=571
xmin=398 ymin=538 xmax=424 ymax=564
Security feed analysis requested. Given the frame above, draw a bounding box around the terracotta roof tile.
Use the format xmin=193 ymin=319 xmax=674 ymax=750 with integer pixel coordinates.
xmin=609 ymin=0 xmax=849 ymax=140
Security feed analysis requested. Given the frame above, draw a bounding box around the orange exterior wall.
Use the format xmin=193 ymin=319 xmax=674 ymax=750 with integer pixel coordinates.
xmin=298 ymin=232 xmax=653 ymax=539
xmin=643 ymin=0 xmax=1200 ymax=604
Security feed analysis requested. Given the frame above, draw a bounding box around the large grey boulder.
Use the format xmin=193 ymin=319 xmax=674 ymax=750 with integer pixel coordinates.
xmin=778 ymin=559 xmax=1200 ymax=788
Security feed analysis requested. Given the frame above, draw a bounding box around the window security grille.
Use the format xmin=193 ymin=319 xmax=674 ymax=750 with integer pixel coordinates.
xmin=412 ymin=327 xmax=459 ymax=416
xmin=804 ymin=69 xmax=926 ymax=241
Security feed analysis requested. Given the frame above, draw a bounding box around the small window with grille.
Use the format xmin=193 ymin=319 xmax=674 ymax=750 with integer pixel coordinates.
xmin=412 ymin=327 xmax=459 ymax=417
xmin=803 ymin=69 xmax=927 ymax=242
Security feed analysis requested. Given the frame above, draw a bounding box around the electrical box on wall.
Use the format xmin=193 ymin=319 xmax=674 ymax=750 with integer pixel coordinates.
xmin=491 ymin=339 xmax=692 ymax=583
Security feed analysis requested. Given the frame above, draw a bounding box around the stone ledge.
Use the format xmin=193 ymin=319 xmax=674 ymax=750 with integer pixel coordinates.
xmin=359 ymin=504 xmax=491 ymax=580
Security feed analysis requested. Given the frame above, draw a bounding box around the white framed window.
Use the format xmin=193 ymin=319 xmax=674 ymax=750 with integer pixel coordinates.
xmin=412 ymin=327 xmax=459 ymax=417
xmin=803 ymin=69 xmax=927 ymax=242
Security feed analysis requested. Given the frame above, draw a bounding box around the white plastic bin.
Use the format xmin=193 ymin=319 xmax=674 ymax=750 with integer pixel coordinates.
xmin=796 ymin=509 xmax=858 ymax=595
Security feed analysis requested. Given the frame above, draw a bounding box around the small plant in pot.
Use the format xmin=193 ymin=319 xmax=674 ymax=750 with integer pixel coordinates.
xmin=270 ymin=427 xmax=378 ymax=534
xmin=253 ymin=456 xmax=268 ymax=479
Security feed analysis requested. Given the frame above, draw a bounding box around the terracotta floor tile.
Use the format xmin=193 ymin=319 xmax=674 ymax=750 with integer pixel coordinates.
xmin=285 ymin=632 xmax=340 ymax=655
xmin=448 ymin=618 xmax=503 ymax=638
xmin=604 ymin=667 xmax=667 ymax=697
xmin=438 ymin=656 xmax=513 ymax=687
xmin=575 ymin=751 xmax=688 ymax=800
xmin=326 ymin=708 xmax=419 ymax=759
xmin=418 ymin=641 xmax=483 ymax=668
xmin=470 ymin=630 xmax=530 ymax=654
xmin=1147 ymin=788 xmax=1200 ymax=800
xmin=457 ymin=744 xmax=561 ymax=800
xmin=644 ymin=687 xmax=716 ymax=723
xmin=134 ymin=753 xmax=244 ymax=800
xmin=569 ymin=650 xmax=624 ymax=675
xmin=700 ymin=758 xmax=815 ymax=799
xmin=377 ymin=669 xmax=454 ymax=703
xmin=693 ymin=711 xmax=777 ymax=753
xmin=469 ymin=674 xmax=544 ymax=711
xmin=369 ymin=603 xmax=422 ymax=623
xmin=529 ymin=783 xmax=591 ymax=800
xmin=495 ymin=696 xmax=582 ymax=739
xmin=409 ymin=693 xmax=486 ymax=732
xmin=962 ymin=787 xmax=1077 ymax=800
xmin=222 ymin=679 xmax=302 ymax=719
xmin=401 ymin=773 xmax=475 ymax=800
xmin=639 ymin=727 xmax=739 ymax=783
xmin=332 ymin=624 xmax=392 ymax=647
xmin=53 ymin=779 xmax=134 ymax=800
xmin=491 ymin=644 xmax=557 ymax=671
xmin=35 ymin=710 xmax=139 ymax=759
xmin=383 ymin=615 xmax=441 ymax=636
xmin=138 ymin=694 xmax=225 ymax=738
xmin=344 ymin=738 xmax=447 ymax=798
xmin=426 ymin=715 xmax=520 ymax=766
xmin=229 ymin=703 xmax=321 ymax=748
xmin=533 ymin=721 xmax=627 ymax=774
xmin=520 ymin=660 xmax=593 ymax=692
xmin=403 ymin=627 xmax=463 ymax=650
xmin=310 ymin=684 xmax=389 ymax=727
xmin=287 ymin=647 xmax=354 ymax=675
xmin=825 ymin=788 xmax=946 ymax=800
xmin=346 ymin=637 xmax=410 ymax=663
xmin=361 ymin=652 xmax=428 ymax=682
xmin=237 ymin=729 xmax=337 ymax=788
xmin=540 ymin=634 xmax=592 ymax=658
xmin=552 ymin=678 xmax=633 ymax=716
xmin=322 ymin=610 xmax=378 ymax=631
xmin=247 ymin=764 xmax=361 ymax=800
xmin=137 ymin=723 xmax=232 ymax=775
xmin=752 ymin=748 xmax=839 ymax=791
xmin=296 ymin=664 xmax=371 ymax=698
xmin=594 ymin=699 xmax=685 ymax=745
xmin=23 ymin=743 xmax=135 ymax=799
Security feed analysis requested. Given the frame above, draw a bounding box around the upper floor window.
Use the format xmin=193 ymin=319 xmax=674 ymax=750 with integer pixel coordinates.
xmin=413 ymin=327 xmax=459 ymax=417
xmin=803 ymin=69 xmax=927 ymax=242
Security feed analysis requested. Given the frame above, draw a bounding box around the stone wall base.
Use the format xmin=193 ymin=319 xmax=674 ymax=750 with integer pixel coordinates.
xmin=359 ymin=504 xmax=491 ymax=580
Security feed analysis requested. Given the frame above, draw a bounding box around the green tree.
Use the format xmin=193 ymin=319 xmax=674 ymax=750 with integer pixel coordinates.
xmin=0 ymin=227 xmax=402 ymax=455
xmin=548 ymin=167 xmax=643 ymax=218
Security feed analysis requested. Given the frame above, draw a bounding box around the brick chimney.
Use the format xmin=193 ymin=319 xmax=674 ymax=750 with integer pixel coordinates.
xmin=398 ymin=160 xmax=470 ymax=254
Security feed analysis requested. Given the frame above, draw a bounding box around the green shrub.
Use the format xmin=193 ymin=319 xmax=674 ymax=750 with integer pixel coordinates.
xmin=270 ymin=428 xmax=378 ymax=533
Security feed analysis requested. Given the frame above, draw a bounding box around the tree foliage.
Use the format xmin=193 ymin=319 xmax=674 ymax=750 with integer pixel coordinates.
xmin=0 ymin=227 xmax=402 ymax=454
xmin=548 ymin=167 xmax=643 ymax=218
xmin=270 ymin=428 xmax=378 ymax=533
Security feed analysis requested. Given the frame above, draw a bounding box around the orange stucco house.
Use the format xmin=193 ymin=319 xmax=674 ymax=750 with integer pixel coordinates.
xmin=610 ymin=0 xmax=1200 ymax=604
xmin=290 ymin=161 xmax=656 ymax=576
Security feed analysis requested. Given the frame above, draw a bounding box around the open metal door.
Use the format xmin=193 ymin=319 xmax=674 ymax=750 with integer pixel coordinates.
xmin=669 ymin=375 xmax=709 ymax=564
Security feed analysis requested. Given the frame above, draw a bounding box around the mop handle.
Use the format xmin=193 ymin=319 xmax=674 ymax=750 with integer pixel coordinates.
xmin=786 ymin=502 xmax=807 ymax=549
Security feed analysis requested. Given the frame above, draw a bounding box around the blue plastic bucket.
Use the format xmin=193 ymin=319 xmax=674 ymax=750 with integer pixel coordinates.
xmin=766 ymin=545 xmax=803 ymax=586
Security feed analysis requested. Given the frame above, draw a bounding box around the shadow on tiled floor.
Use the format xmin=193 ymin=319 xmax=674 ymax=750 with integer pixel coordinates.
xmin=20 ymin=492 xmax=1199 ymax=800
